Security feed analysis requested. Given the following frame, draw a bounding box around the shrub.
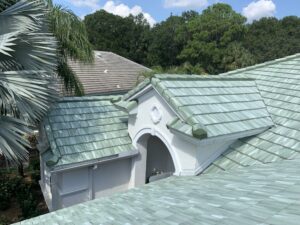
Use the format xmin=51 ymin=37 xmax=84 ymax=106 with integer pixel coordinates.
xmin=0 ymin=166 xmax=43 ymax=219
xmin=0 ymin=215 xmax=9 ymax=225
xmin=8 ymin=176 xmax=23 ymax=192
xmin=31 ymin=171 xmax=41 ymax=187
xmin=19 ymin=193 xmax=39 ymax=219
xmin=0 ymin=187 xmax=10 ymax=211
xmin=0 ymin=175 xmax=12 ymax=211
xmin=16 ymin=183 xmax=40 ymax=219
xmin=29 ymin=158 xmax=40 ymax=172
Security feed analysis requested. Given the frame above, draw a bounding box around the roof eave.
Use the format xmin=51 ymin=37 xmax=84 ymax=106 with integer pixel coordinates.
xmin=169 ymin=126 xmax=272 ymax=146
xmin=125 ymin=83 xmax=152 ymax=101
xmin=49 ymin=148 xmax=139 ymax=173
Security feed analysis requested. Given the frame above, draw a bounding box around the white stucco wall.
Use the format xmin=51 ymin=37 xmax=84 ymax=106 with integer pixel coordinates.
xmin=128 ymin=88 xmax=199 ymax=184
xmin=49 ymin=158 xmax=132 ymax=210
xmin=58 ymin=167 xmax=90 ymax=208
xmin=39 ymin=159 xmax=53 ymax=210
xmin=128 ymin=87 xmax=252 ymax=179
xmin=43 ymin=163 xmax=52 ymax=199
xmin=195 ymin=140 xmax=235 ymax=174
xmin=93 ymin=158 xmax=132 ymax=198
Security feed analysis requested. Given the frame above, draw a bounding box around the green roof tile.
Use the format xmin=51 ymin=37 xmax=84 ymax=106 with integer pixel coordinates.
xmin=41 ymin=96 xmax=134 ymax=169
xmin=204 ymin=53 xmax=300 ymax=173
xmin=18 ymin=54 xmax=300 ymax=225
xmin=14 ymin=157 xmax=300 ymax=225
xmin=124 ymin=75 xmax=273 ymax=138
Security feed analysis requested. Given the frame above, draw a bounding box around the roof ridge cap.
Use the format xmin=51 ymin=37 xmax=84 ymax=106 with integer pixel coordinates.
xmin=221 ymin=53 xmax=300 ymax=75
xmin=108 ymin=51 xmax=151 ymax=71
xmin=59 ymin=96 xmax=120 ymax=103
xmin=154 ymin=74 xmax=255 ymax=81
xmin=43 ymin=118 xmax=62 ymax=167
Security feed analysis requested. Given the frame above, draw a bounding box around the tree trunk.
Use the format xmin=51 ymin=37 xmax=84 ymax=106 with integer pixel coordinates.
xmin=18 ymin=160 xmax=25 ymax=177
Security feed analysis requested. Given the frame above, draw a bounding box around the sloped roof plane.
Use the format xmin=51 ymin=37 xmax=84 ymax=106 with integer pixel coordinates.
xmin=124 ymin=75 xmax=274 ymax=139
xmin=64 ymin=51 xmax=151 ymax=95
xmin=205 ymin=53 xmax=300 ymax=173
xmin=14 ymin=53 xmax=300 ymax=225
xmin=14 ymin=156 xmax=300 ymax=225
xmin=40 ymin=96 xmax=136 ymax=169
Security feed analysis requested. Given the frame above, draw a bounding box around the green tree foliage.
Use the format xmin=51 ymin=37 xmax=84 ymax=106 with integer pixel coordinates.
xmin=84 ymin=10 xmax=150 ymax=64
xmin=138 ymin=63 xmax=206 ymax=82
xmin=146 ymin=11 xmax=199 ymax=67
xmin=146 ymin=15 xmax=185 ymax=67
xmin=127 ymin=14 xmax=151 ymax=64
xmin=179 ymin=3 xmax=254 ymax=74
xmin=244 ymin=16 xmax=300 ymax=63
xmin=84 ymin=3 xmax=300 ymax=75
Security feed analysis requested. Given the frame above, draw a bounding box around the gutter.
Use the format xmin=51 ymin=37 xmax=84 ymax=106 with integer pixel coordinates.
xmin=169 ymin=126 xmax=271 ymax=146
xmin=127 ymin=84 xmax=153 ymax=101
xmin=50 ymin=148 xmax=139 ymax=173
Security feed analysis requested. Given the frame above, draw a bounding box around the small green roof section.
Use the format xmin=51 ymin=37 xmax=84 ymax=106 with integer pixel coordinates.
xmin=14 ymin=157 xmax=300 ymax=225
xmin=125 ymin=75 xmax=274 ymax=138
xmin=113 ymin=99 xmax=138 ymax=113
xmin=41 ymin=96 xmax=134 ymax=169
xmin=204 ymin=53 xmax=300 ymax=174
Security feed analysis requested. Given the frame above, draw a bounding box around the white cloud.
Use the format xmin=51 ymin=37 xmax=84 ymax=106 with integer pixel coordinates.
xmin=242 ymin=0 xmax=276 ymax=23
xmin=164 ymin=0 xmax=208 ymax=8
xmin=68 ymin=0 xmax=100 ymax=10
xmin=103 ymin=1 xmax=156 ymax=26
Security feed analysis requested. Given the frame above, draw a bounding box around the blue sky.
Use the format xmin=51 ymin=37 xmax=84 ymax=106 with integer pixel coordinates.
xmin=53 ymin=0 xmax=300 ymax=25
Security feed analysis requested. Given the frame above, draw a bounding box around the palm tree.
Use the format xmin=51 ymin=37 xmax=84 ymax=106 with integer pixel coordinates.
xmin=47 ymin=0 xmax=94 ymax=96
xmin=0 ymin=0 xmax=93 ymax=164
xmin=0 ymin=0 xmax=58 ymax=164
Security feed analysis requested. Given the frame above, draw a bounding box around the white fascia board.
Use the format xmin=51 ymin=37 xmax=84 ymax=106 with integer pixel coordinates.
xmin=128 ymin=83 xmax=185 ymax=122
xmin=151 ymin=86 xmax=185 ymax=122
xmin=169 ymin=127 xmax=270 ymax=146
xmin=50 ymin=149 xmax=139 ymax=173
xmin=128 ymin=84 xmax=153 ymax=101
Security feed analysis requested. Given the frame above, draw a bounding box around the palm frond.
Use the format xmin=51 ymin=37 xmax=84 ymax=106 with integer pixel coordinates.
xmin=47 ymin=4 xmax=93 ymax=95
xmin=0 ymin=0 xmax=58 ymax=164
xmin=0 ymin=116 xmax=30 ymax=163
xmin=0 ymin=32 xmax=17 ymax=57
xmin=0 ymin=0 xmax=47 ymax=34
xmin=57 ymin=60 xmax=84 ymax=96
xmin=0 ymin=0 xmax=18 ymax=13
xmin=49 ymin=5 xmax=94 ymax=62
xmin=0 ymin=70 xmax=58 ymax=122
xmin=0 ymin=1 xmax=57 ymax=73
xmin=0 ymin=32 xmax=57 ymax=72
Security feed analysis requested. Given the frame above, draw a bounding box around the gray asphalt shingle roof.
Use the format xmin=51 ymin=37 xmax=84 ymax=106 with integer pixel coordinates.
xmin=63 ymin=51 xmax=150 ymax=96
xmin=41 ymin=96 xmax=135 ymax=169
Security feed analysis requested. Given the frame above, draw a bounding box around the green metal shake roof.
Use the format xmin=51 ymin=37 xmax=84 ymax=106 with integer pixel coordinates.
xmin=14 ymin=54 xmax=300 ymax=225
xmin=14 ymin=156 xmax=300 ymax=225
xmin=204 ymin=53 xmax=300 ymax=174
xmin=124 ymin=75 xmax=274 ymax=138
xmin=41 ymin=96 xmax=135 ymax=169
